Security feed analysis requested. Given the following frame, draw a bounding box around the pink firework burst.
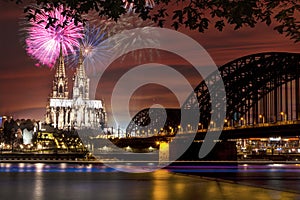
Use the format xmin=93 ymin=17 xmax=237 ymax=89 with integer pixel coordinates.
xmin=24 ymin=5 xmax=83 ymax=68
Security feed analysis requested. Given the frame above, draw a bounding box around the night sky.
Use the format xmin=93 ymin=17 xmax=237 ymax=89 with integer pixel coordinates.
xmin=0 ymin=1 xmax=299 ymax=126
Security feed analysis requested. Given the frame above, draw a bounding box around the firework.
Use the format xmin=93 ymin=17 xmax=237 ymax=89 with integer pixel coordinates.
xmin=24 ymin=5 xmax=83 ymax=68
xmin=109 ymin=26 xmax=160 ymax=63
xmin=85 ymin=0 xmax=158 ymax=64
xmin=96 ymin=15 xmax=159 ymax=63
xmin=66 ymin=23 xmax=112 ymax=73
xmin=86 ymin=0 xmax=155 ymax=36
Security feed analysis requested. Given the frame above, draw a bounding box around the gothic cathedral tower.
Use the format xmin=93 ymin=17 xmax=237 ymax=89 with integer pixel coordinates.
xmin=52 ymin=45 xmax=69 ymax=99
xmin=45 ymin=45 xmax=107 ymax=130
xmin=73 ymin=48 xmax=89 ymax=100
xmin=45 ymin=44 xmax=71 ymax=127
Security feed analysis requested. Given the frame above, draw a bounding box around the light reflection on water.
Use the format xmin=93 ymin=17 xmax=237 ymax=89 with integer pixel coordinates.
xmin=0 ymin=163 xmax=117 ymax=173
xmin=34 ymin=172 xmax=43 ymax=200
xmin=0 ymin=163 xmax=299 ymax=200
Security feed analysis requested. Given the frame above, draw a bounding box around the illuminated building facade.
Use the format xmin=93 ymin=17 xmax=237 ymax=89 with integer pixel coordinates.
xmin=45 ymin=47 xmax=106 ymax=130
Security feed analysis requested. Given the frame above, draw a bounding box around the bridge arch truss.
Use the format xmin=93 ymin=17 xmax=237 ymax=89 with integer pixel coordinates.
xmin=126 ymin=52 xmax=300 ymax=136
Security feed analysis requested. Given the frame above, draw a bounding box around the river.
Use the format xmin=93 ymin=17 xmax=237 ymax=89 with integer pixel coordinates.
xmin=0 ymin=163 xmax=299 ymax=200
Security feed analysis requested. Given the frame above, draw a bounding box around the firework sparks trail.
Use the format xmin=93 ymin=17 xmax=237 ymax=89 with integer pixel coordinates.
xmin=24 ymin=4 xmax=83 ymax=68
xmin=66 ymin=23 xmax=113 ymax=73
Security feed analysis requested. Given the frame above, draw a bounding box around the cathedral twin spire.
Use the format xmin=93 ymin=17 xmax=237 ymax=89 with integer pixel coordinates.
xmin=73 ymin=46 xmax=90 ymax=100
xmin=46 ymin=44 xmax=106 ymax=130
xmin=52 ymin=44 xmax=68 ymax=98
xmin=77 ymin=46 xmax=86 ymax=78
xmin=56 ymin=44 xmax=66 ymax=78
xmin=52 ymin=44 xmax=89 ymax=100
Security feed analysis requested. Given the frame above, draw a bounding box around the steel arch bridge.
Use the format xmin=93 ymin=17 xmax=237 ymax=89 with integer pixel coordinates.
xmin=126 ymin=52 xmax=300 ymax=137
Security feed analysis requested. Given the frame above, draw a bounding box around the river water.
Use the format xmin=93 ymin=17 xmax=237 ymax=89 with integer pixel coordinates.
xmin=0 ymin=163 xmax=299 ymax=200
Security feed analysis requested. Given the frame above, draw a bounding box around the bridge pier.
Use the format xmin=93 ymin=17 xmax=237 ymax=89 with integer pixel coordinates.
xmin=159 ymin=142 xmax=169 ymax=164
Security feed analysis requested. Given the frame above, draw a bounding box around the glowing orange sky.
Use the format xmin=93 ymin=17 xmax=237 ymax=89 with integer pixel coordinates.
xmin=0 ymin=1 xmax=299 ymax=123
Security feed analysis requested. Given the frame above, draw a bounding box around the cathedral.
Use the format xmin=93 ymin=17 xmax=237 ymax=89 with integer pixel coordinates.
xmin=45 ymin=46 xmax=107 ymax=130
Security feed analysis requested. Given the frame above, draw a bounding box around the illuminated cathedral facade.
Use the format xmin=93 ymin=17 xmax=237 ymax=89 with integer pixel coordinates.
xmin=45 ymin=47 xmax=107 ymax=130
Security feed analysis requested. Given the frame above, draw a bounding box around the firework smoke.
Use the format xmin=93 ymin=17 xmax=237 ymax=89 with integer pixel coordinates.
xmin=85 ymin=0 xmax=158 ymax=63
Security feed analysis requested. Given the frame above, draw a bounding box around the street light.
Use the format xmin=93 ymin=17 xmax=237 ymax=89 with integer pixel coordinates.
xmin=259 ymin=114 xmax=265 ymax=125
xmin=177 ymin=125 xmax=181 ymax=133
xmin=169 ymin=126 xmax=173 ymax=135
xmin=198 ymin=123 xmax=203 ymax=131
xmin=240 ymin=117 xmax=244 ymax=126
xmin=160 ymin=128 xmax=164 ymax=135
xmin=210 ymin=121 xmax=214 ymax=128
xmin=224 ymin=119 xmax=231 ymax=128
xmin=280 ymin=112 xmax=287 ymax=122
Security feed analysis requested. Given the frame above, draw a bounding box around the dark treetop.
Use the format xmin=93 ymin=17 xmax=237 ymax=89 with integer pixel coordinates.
xmin=11 ymin=0 xmax=300 ymax=42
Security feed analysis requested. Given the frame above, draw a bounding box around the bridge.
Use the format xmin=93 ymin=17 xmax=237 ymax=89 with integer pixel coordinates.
xmin=88 ymin=52 xmax=300 ymax=163
xmin=125 ymin=52 xmax=300 ymax=139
